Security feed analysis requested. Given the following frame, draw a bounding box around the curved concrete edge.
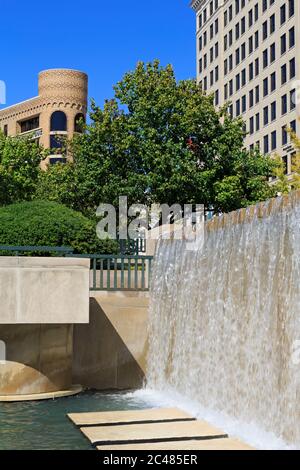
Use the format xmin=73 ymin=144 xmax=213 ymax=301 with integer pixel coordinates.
xmin=0 ymin=384 xmax=83 ymax=402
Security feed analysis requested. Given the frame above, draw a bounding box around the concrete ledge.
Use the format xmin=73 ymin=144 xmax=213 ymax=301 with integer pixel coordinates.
xmin=0 ymin=257 xmax=90 ymax=324
xmin=0 ymin=384 xmax=83 ymax=402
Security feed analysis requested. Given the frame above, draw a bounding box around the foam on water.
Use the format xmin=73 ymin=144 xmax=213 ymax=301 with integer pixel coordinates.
xmin=144 ymin=196 xmax=300 ymax=449
xmin=126 ymin=388 xmax=296 ymax=450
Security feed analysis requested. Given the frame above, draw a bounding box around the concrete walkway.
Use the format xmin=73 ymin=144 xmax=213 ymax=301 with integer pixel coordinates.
xmin=68 ymin=408 xmax=254 ymax=450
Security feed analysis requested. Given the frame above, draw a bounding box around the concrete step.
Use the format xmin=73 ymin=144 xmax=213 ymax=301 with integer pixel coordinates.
xmin=96 ymin=438 xmax=254 ymax=451
xmin=68 ymin=407 xmax=254 ymax=451
xmin=68 ymin=408 xmax=194 ymax=427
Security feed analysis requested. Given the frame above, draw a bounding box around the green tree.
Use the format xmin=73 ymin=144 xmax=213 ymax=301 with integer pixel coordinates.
xmin=37 ymin=61 xmax=278 ymax=214
xmin=0 ymin=132 xmax=45 ymax=206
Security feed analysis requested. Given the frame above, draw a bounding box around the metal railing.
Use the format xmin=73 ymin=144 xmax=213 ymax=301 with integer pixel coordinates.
xmin=0 ymin=245 xmax=153 ymax=291
xmin=70 ymin=254 xmax=153 ymax=291
xmin=0 ymin=245 xmax=74 ymax=256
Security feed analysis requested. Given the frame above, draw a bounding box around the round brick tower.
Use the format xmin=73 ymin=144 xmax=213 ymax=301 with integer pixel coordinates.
xmin=38 ymin=69 xmax=88 ymax=164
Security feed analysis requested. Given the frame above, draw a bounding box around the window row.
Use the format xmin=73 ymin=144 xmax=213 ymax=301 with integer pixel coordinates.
xmin=224 ymin=0 xmax=248 ymax=27
xmin=198 ymin=43 xmax=219 ymax=73
xmin=198 ymin=0 xmax=219 ymax=29
xmin=225 ymin=84 xmax=296 ymax=119
xmin=247 ymin=119 xmax=296 ymax=155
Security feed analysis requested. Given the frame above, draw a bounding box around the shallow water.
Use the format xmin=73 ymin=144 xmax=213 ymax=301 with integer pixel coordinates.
xmin=0 ymin=391 xmax=151 ymax=450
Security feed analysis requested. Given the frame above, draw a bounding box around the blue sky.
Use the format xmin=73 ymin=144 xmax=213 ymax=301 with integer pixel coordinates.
xmin=0 ymin=0 xmax=195 ymax=109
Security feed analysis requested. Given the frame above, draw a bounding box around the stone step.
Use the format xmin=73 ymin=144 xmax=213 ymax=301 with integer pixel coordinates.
xmin=96 ymin=438 xmax=254 ymax=451
xmin=80 ymin=420 xmax=227 ymax=446
xmin=68 ymin=408 xmax=194 ymax=427
xmin=68 ymin=407 xmax=254 ymax=450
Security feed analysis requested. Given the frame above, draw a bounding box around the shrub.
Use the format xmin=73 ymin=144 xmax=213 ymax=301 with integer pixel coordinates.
xmin=0 ymin=200 xmax=118 ymax=255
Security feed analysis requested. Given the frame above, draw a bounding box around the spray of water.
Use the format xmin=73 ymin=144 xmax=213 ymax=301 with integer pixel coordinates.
xmin=147 ymin=194 xmax=300 ymax=448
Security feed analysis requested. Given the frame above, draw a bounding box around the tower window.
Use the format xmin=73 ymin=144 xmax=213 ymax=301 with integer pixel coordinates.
xmin=50 ymin=111 xmax=67 ymax=132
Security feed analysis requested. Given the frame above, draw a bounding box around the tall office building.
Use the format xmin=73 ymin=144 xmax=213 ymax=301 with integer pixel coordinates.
xmin=191 ymin=0 xmax=299 ymax=175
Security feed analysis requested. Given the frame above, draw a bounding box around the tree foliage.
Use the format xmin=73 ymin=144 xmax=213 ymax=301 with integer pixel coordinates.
xmin=0 ymin=132 xmax=44 ymax=206
xmin=28 ymin=62 xmax=280 ymax=214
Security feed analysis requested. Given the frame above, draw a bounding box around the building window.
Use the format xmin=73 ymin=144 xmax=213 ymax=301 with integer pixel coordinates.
xmin=290 ymin=89 xmax=296 ymax=110
xmin=263 ymin=135 xmax=269 ymax=154
xmin=282 ymin=155 xmax=288 ymax=174
xmin=280 ymin=4 xmax=286 ymax=25
xmin=241 ymin=17 xmax=246 ymax=35
xmin=19 ymin=116 xmax=40 ymax=133
xmin=224 ymin=10 xmax=228 ymax=26
xmin=281 ymin=34 xmax=287 ymax=55
xmin=281 ymin=94 xmax=287 ymax=115
xmin=271 ymin=131 xmax=277 ymax=151
xmin=262 ymin=0 xmax=267 ymax=13
xmin=270 ymin=14 xmax=275 ymax=35
xmin=271 ymin=101 xmax=276 ymax=121
xmin=249 ymin=36 xmax=253 ymax=54
xmin=262 ymin=21 xmax=268 ymax=40
xmin=289 ymin=27 xmax=295 ymax=48
xmin=250 ymin=117 xmax=254 ymax=134
xmin=263 ymin=106 xmax=268 ymax=126
xmin=215 ymin=90 xmax=219 ymax=106
xmin=215 ymin=42 xmax=219 ymax=57
xmin=49 ymin=156 xmax=67 ymax=165
xmin=256 ymin=112 xmax=260 ymax=131
xmin=249 ymin=89 xmax=254 ymax=107
xmin=282 ymin=126 xmax=288 ymax=145
xmin=263 ymin=78 xmax=268 ymax=97
xmin=215 ymin=18 xmax=219 ymax=34
xmin=214 ymin=66 xmax=218 ymax=82
xmin=255 ymin=85 xmax=260 ymax=103
xmin=3 ymin=124 xmax=8 ymax=136
xmin=263 ymin=49 xmax=268 ymax=68
xmin=249 ymin=63 xmax=254 ymax=80
xmin=255 ymin=31 xmax=259 ymax=49
xmin=242 ymin=95 xmax=246 ymax=113
xmin=50 ymin=111 xmax=67 ymax=132
xmin=50 ymin=134 xmax=64 ymax=149
xmin=270 ymin=72 xmax=276 ymax=92
xmin=224 ymin=84 xmax=228 ymax=100
xmin=289 ymin=0 xmax=295 ymax=18
xmin=241 ymin=42 xmax=246 ymax=60
xmin=281 ymin=64 xmax=287 ymax=85
xmin=270 ymin=43 xmax=276 ymax=63
xmin=241 ymin=68 xmax=246 ymax=86
xmin=290 ymin=58 xmax=296 ymax=79
xmin=290 ymin=119 xmax=296 ymax=134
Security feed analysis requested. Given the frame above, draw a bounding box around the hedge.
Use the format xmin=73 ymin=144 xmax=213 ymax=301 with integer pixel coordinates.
xmin=0 ymin=200 xmax=118 ymax=255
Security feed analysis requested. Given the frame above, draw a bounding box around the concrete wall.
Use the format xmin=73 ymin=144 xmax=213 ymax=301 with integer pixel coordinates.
xmin=0 ymin=257 xmax=90 ymax=324
xmin=0 ymin=324 xmax=73 ymax=395
xmin=0 ymin=257 xmax=90 ymax=397
xmin=73 ymin=293 xmax=149 ymax=390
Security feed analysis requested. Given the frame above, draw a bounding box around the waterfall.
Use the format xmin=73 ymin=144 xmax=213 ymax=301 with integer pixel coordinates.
xmin=147 ymin=193 xmax=300 ymax=447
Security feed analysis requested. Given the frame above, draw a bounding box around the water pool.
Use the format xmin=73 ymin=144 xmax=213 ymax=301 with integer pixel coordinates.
xmin=0 ymin=390 xmax=151 ymax=450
